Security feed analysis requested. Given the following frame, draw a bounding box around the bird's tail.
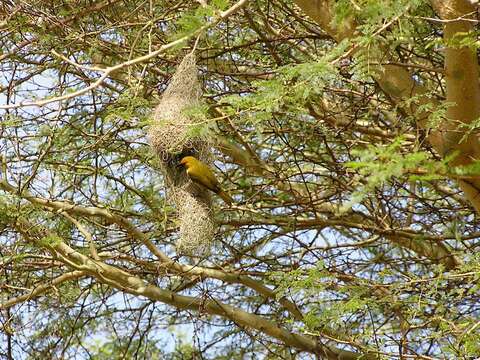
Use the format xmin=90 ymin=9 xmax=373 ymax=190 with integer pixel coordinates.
xmin=217 ymin=190 xmax=233 ymax=206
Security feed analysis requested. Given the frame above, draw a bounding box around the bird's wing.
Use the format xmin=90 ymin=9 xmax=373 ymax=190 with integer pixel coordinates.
xmin=187 ymin=166 xmax=221 ymax=193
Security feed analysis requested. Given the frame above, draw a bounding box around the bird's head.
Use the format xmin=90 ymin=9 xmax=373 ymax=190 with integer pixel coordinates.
xmin=180 ymin=156 xmax=196 ymax=168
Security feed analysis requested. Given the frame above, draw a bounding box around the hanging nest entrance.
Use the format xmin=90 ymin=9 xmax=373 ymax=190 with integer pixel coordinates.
xmin=149 ymin=52 xmax=215 ymax=255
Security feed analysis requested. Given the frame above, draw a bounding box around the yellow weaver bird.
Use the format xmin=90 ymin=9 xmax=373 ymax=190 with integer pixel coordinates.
xmin=179 ymin=156 xmax=233 ymax=206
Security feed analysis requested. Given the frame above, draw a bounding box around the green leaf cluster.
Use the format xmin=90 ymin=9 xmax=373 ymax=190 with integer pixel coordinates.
xmin=170 ymin=0 xmax=229 ymax=41
xmin=343 ymin=136 xmax=449 ymax=209
xmin=224 ymin=59 xmax=335 ymax=122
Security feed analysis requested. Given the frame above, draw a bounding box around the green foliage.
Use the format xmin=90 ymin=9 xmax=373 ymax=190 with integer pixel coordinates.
xmin=444 ymin=31 xmax=480 ymax=50
xmin=0 ymin=196 xmax=18 ymax=223
xmin=303 ymin=294 xmax=370 ymax=331
xmin=271 ymin=262 xmax=374 ymax=332
xmin=459 ymin=116 xmax=480 ymax=144
xmin=182 ymin=103 xmax=215 ymax=138
xmin=1 ymin=113 xmax=23 ymax=127
xmin=461 ymin=332 xmax=480 ymax=356
xmin=38 ymin=234 xmax=63 ymax=248
xmin=270 ymin=261 xmax=328 ymax=299
xmin=341 ymin=0 xmax=427 ymax=28
xmin=38 ymin=124 xmax=54 ymax=137
xmin=342 ymin=136 xmax=448 ymax=210
xmin=223 ymin=59 xmax=335 ymax=121
xmin=56 ymin=282 xmax=82 ymax=305
xmin=332 ymin=0 xmax=355 ymax=29
xmin=170 ymin=0 xmax=229 ymax=41
xmin=425 ymin=102 xmax=452 ymax=131
xmin=104 ymin=90 xmax=152 ymax=125
xmin=87 ymin=338 xmax=164 ymax=359
xmin=211 ymin=0 xmax=229 ymax=10
xmin=453 ymin=160 xmax=480 ymax=177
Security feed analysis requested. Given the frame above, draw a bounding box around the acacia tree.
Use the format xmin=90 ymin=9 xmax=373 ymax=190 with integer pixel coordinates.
xmin=1 ymin=0 xmax=480 ymax=359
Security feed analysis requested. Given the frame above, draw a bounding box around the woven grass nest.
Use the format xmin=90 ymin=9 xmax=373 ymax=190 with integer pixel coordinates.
xmin=149 ymin=53 xmax=216 ymax=256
